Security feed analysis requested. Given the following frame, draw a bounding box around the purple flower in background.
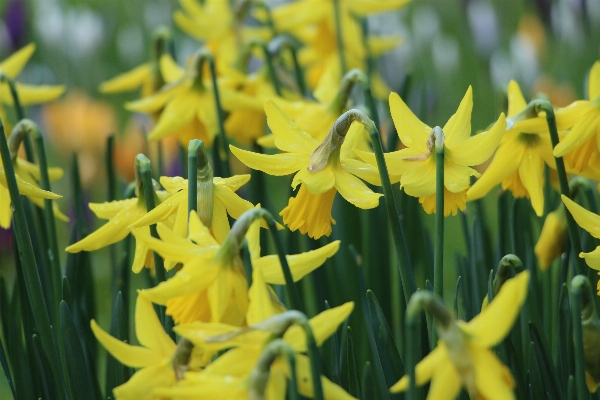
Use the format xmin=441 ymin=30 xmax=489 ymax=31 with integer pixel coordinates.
xmin=4 ymin=0 xmax=27 ymax=49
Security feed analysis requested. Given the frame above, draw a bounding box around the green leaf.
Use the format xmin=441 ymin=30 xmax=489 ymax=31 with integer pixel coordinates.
xmin=340 ymin=326 xmax=360 ymax=398
xmin=529 ymin=322 xmax=564 ymax=400
xmin=361 ymin=361 xmax=374 ymax=400
xmin=105 ymin=291 xmax=132 ymax=397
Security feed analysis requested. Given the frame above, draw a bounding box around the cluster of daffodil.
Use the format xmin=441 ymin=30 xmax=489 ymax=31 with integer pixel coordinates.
xmin=3 ymin=1 xmax=600 ymax=400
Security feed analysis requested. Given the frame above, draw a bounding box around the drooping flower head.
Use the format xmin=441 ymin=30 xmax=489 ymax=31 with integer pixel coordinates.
xmin=231 ymin=99 xmax=382 ymax=239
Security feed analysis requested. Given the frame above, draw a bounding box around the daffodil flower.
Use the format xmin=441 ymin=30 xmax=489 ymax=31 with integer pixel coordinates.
xmin=166 ymin=264 xmax=356 ymax=400
xmin=534 ymin=205 xmax=567 ymax=270
xmin=391 ymin=271 xmax=530 ymax=399
xmin=553 ymin=61 xmax=600 ymax=176
xmin=130 ymin=174 xmax=255 ymax=245
xmin=0 ymin=43 xmax=65 ymax=110
xmin=360 ymin=86 xmax=506 ymax=216
xmin=65 ymin=190 xmax=171 ymax=273
xmin=138 ymin=210 xmax=339 ymax=325
xmin=269 ymin=0 xmax=408 ymax=96
xmin=126 ymin=51 xmax=261 ymax=146
xmin=561 ymin=195 xmax=600 ymax=284
xmin=0 ymin=165 xmax=63 ymax=228
xmin=231 ymin=99 xmax=382 ymax=239
xmin=91 ymin=293 xmax=177 ymax=400
xmin=467 ymin=80 xmax=586 ymax=216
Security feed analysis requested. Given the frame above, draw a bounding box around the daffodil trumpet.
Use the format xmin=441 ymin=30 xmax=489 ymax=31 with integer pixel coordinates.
xmin=136 ymin=154 xmax=167 ymax=284
xmin=267 ymin=35 xmax=307 ymax=97
xmin=187 ymin=139 xmax=213 ymax=226
xmin=191 ymin=49 xmax=231 ymax=177
xmin=0 ymin=119 xmax=68 ymax=399
xmin=9 ymin=119 xmax=63 ymax=310
xmin=525 ymin=99 xmax=585 ymax=275
xmin=236 ymin=38 xmax=282 ymax=96
xmin=572 ymin=275 xmax=594 ymax=399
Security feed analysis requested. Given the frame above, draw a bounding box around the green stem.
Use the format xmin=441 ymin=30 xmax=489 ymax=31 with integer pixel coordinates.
xmin=332 ymin=0 xmax=347 ymax=75
xmin=239 ymin=39 xmax=282 ymax=96
xmin=331 ymin=69 xmax=380 ymax=129
xmin=193 ymin=50 xmax=231 ymax=177
xmin=301 ymin=321 xmax=325 ymax=400
xmin=0 ymin=120 xmax=68 ymax=400
xmin=267 ymin=35 xmax=307 ymax=97
xmin=571 ymin=275 xmax=590 ymax=400
xmin=433 ymin=127 xmax=444 ymax=330
xmin=532 ymin=100 xmax=584 ymax=275
xmin=135 ymin=155 xmax=167 ymax=285
xmin=0 ymin=74 xmax=34 ymax=162
xmin=187 ymin=139 xmax=213 ymax=227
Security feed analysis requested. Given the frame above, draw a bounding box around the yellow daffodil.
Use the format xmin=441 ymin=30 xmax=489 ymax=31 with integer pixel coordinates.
xmin=0 ymin=165 xmax=63 ymax=228
xmin=553 ymin=61 xmax=600 ymax=175
xmin=169 ymin=264 xmax=355 ymax=400
xmin=360 ymin=86 xmax=506 ymax=216
xmin=126 ymin=52 xmax=261 ymax=146
xmin=139 ymin=210 xmax=339 ymax=325
xmin=269 ymin=0 xmax=408 ymax=96
xmin=561 ymin=195 xmax=600 ymax=286
xmin=231 ymin=100 xmax=381 ymax=239
xmin=65 ymin=189 xmax=171 ymax=273
xmin=391 ymin=271 xmax=530 ymax=399
xmin=99 ymin=63 xmax=157 ymax=98
xmin=130 ymin=174 xmax=255 ymax=251
xmin=0 ymin=43 xmax=65 ymax=111
xmin=91 ymin=293 xmax=177 ymax=400
xmin=468 ymin=80 xmax=585 ymax=216
xmin=534 ymin=206 xmax=567 ymax=270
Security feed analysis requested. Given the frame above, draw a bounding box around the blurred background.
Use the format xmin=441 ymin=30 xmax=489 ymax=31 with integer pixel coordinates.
xmin=0 ymin=0 xmax=599 ymax=397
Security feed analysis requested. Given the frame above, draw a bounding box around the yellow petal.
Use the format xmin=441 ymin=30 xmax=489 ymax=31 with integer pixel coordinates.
xmin=13 ymin=83 xmax=65 ymax=106
xmin=125 ymin=84 xmax=182 ymax=113
xmin=141 ymin=259 xmax=220 ymax=305
xmin=462 ymin=271 xmax=530 ymax=347
xmin=211 ymin=195 xmax=230 ymax=244
xmin=518 ymin=147 xmax=545 ymax=216
xmin=203 ymin=346 xmax=259 ymax=377
xmin=247 ymin=265 xmax=281 ymax=325
xmin=400 ymin=158 xmax=436 ymax=198
xmin=443 ymin=86 xmax=473 ymax=148
xmin=589 ymin=61 xmax=600 ymax=100
xmin=553 ymin=110 xmax=600 ymax=157
xmin=213 ymin=185 xmax=253 ymax=220
xmin=346 ymin=0 xmax=411 ymax=15
xmin=284 ymin=302 xmax=354 ymax=352
xmin=214 ymin=174 xmax=251 ymax=192
xmin=507 ymin=80 xmax=527 ymax=117
xmin=389 ymin=92 xmax=431 ymax=153
xmin=0 ymin=43 xmax=35 ymax=79
xmin=426 ymin=354 xmax=462 ymax=400
xmin=258 ymin=240 xmax=340 ymax=285
xmin=265 ymin=99 xmax=319 ymax=154
xmin=293 ymin=166 xmax=336 ymax=194
xmin=556 ymin=100 xmax=593 ymax=131
xmin=159 ymin=54 xmax=184 ymax=83
xmin=562 ymin=195 xmax=600 ymax=239
xmin=0 ymin=187 xmax=11 ymax=228
xmin=148 ymin=93 xmax=198 ymax=141
xmin=390 ymin=345 xmax=446 ymax=392
xmin=65 ymin=205 xmax=141 ymax=252
xmin=447 ymin=113 xmax=506 ymax=166
xmin=152 ymin=372 xmax=245 ymax=399
xmin=0 ymin=169 xmax=62 ymax=200
xmin=330 ymin=164 xmax=380 ymax=208
xmin=444 ymin=160 xmax=479 ymax=194
xmin=472 ymin=348 xmax=516 ymax=400
xmin=467 ymin=136 xmax=523 ymax=201
xmin=135 ymin=293 xmax=176 ymax=356
xmin=90 ymin=320 xmax=162 ymax=368
xmin=113 ymin=363 xmax=175 ymax=400
xmin=131 ymin=234 xmax=150 ymax=273
xmin=99 ymin=63 xmax=151 ymax=93
xmin=131 ymin=225 xmax=202 ymax=264
xmin=207 ymin=269 xmax=234 ymax=322
xmin=295 ymin=353 xmax=357 ymax=400
xmin=230 ymin=145 xmax=307 ymax=176
xmin=130 ymin=190 xmax=185 ymax=228
xmin=188 ymin=210 xmax=219 ymax=247
xmin=581 ymin=247 xmax=600 ymax=271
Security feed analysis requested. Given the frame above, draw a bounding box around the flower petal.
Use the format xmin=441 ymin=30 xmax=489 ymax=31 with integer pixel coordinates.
xmin=90 ymin=320 xmax=162 ymax=368
xmin=589 ymin=61 xmax=600 ymax=101
xmin=462 ymin=271 xmax=530 ymax=347
xmin=507 ymin=80 xmax=527 ymax=117
xmin=444 ymin=160 xmax=479 ymax=194
xmin=265 ymin=99 xmax=319 ymax=154
xmin=207 ymin=269 xmax=234 ymax=322
xmin=562 ymin=195 xmax=600 ymax=239
xmin=295 ymin=354 xmax=357 ymax=400
xmin=230 ymin=145 xmax=307 ymax=176
xmin=390 ymin=345 xmax=446 ymax=392
xmin=159 ymin=54 xmax=184 ymax=83
xmin=581 ymin=246 xmax=600 ymax=271
xmin=148 ymin=92 xmax=198 ymax=141
xmin=113 ymin=363 xmax=175 ymax=400
xmin=518 ymin=146 xmax=545 ymax=216
xmin=0 ymin=43 xmax=35 ymax=79
xmin=135 ymin=293 xmax=176 ymax=356
xmin=284 ymin=302 xmax=354 ymax=352
xmin=553 ymin=110 xmax=600 ymax=157
xmin=99 ymin=63 xmax=151 ymax=93
xmin=247 ymin=265 xmax=281 ymax=325
xmin=426 ymin=353 xmax=462 ymax=400
xmin=292 ymin=166 xmax=336 ymax=194
xmin=13 ymin=83 xmax=65 ymax=106
xmin=400 ymin=158 xmax=436 ymax=197
xmin=447 ymin=113 xmax=506 ymax=166
xmin=334 ymin=165 xmax=381 ymax=209
xmin=214 ymin=185 xmax=253 ymax=220
xmin=213 ymin=174 xmax=251 ymax=192
xmin=130 ymin=190 xmax=185 ymax=228
xmin=258 ymin=240 xmax=340 ymax=285
xmin=472 ymin=348 xmax=516 ymax=400
xmin=443 ymin=86 xmax=473 ymax=148
xmin=389 ymin=92 xmax=431 ymax=152
xmin=211 ymin=195 xmax=230 ymax=244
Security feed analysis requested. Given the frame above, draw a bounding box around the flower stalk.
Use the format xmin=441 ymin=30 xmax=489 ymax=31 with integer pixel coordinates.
xmin=0 ymin=74 xmax=34 ymax=162
xmin=332 ymin=0 xmax=347 ymax=74
xmin=187 ymin=139 xmax=213 ymax=227
xmin=268 ymin=35 xmax=307 ymax=97
xmin=571 ymin=275 xmax=591 ymax=400
xmin=238 ymin=38 xmax=282 ymax=96
xmin=247 ymin=339 xmax=298 ymax=400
